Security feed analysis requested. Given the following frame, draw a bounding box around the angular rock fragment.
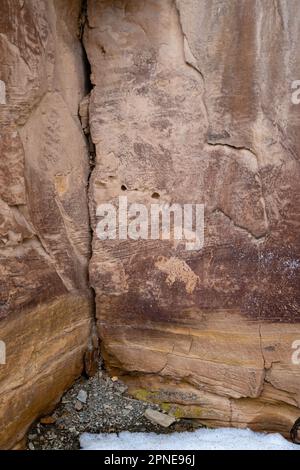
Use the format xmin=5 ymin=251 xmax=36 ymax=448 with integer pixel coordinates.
xmin=144 ymin=409 xmax=176 ymax=428
xmin=77 ymin=390 xmax=88 ymax=404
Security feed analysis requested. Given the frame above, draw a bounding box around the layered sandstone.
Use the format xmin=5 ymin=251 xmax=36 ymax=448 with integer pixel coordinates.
xmin=85 ymin=0 xmax=300 ymax=435
xmin=1 ymin=0 xmax=300 ymax=448
xmin=0 ymin=0 xmax=93 ymax=449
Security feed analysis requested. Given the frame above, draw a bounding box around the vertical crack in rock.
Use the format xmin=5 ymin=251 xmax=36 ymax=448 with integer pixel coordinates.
xmin=73 ymin=0 xmax=300 ymax=436
xmin=258 ymin=325 xmax=298 ymax=406
xmin=175 ymin=0 xmax=209 ymax=129
xmin=78 ymin=0 xmax=99 ymax=377
xmin=273 ymin=0 xmax=285 ymax=30
xmin=258 ymin=324 xmax=267 ymax=396
xmin=0 ymin=0 xmax=104 ymax=448
xmin=176 ymin=0 xmax=260 ymax=159
xmin=175 ymin=0 xmax=269 ymax=239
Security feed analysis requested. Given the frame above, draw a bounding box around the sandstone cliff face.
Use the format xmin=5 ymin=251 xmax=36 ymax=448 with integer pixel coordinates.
xmin=85 ymin=0 xmax=300 ymax=435
xmin=0 ymin=0 xmax=93 ymax=449
xmin=1 ymin=0 xmax=300 ymax=448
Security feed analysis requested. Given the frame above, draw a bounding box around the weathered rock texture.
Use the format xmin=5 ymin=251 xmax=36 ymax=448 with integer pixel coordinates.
xmin=1 ymin=0 xmax=300 ymax=447
xmin=85 ymin=0 xmax=300 ymax=435
xmin=0 ymin=0 xmax=93 ymax=449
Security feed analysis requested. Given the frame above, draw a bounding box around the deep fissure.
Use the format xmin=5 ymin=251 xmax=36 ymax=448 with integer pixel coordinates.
xmin=78 ymin=0 xmax=98 ymax=378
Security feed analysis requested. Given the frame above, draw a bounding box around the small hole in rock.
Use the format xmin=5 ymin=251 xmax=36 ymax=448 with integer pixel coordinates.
xmin=151 ymin=192 xmax=160 ymax=199
xmin=121 ymin=185 xmax=127 ymax=191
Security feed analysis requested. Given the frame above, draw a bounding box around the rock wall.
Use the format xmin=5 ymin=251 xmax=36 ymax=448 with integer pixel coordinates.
xmin=0 ymin=0 xmax=93 ymax=449
xmin=1 ymin=0 xmax=300 ymax=448
xmin=85 ymin=0 xmax=300 ymax=435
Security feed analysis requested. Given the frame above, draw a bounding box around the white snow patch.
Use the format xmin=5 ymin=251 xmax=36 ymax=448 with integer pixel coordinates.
xmin=80 ymin=428 xmax=299 ymax=451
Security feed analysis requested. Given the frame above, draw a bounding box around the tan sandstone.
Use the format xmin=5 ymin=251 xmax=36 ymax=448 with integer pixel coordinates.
xmin=0 ymin=0 xmax=93 ymax=449
xmin=85 ymin=0 xmax=300 ymax=435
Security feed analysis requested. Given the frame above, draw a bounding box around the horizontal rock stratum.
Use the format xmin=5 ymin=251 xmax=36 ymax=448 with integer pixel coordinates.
xmin=0 ymin=0 xmax=300 ymax=448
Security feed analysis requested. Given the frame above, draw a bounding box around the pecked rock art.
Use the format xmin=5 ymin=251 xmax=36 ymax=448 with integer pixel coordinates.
xmin=0 ymin=0 xmax=300 ymax=448
xmin=85 ymin=0 xmax=300 ymax=435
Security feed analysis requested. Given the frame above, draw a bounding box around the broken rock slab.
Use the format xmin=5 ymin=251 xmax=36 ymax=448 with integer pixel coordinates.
xmin=144 ymin=409 xmax=176 ymax=428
